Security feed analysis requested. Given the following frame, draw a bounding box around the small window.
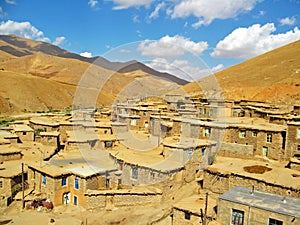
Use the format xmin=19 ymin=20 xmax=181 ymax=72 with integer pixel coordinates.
xmin=298 ymin=145 xmax=300 ymax=151
xmin=74 ymin=178 xmax=79 ymax=190
xmin=201 ymin=147 xmax=206 ymax=156
xmin=73 ymin=195 xmax=78 ymax=205
xmin=0 ymin=180 xmax=3 ymax=188
xmin=61 ymin=177 xmax=67 ymax=186
xmin=23 ymin=132 xmax=26 ymax=135
xmin=48 ymin=136 xmax=52 ymax=142
xmin=131 ymin=167 xmax=138 ymax=180
xmin=204 ymin=128 xmax=211 ymax=137
xmin=184 ymin=212 xmax=191 ymax=220
xmin=42 ymin=175 xmax=46 ymax=185
xmin=130 ymin=119 xmax=136 ymax=126
xmin=240 ymin=130 xmax=246 ymax=138
xmin=188 ymin=150 xmax=193 ymax=159
xmin=253 ymin=131 xmax=257 ymax=137
xmin=105 ymin=141 xmax=113 ymax=148
xmin=231 ymin=209 xmax=244 ymax=225
xmin=143 ymin=111 xmax=147 ymax=116
xmin=298 ymin=128 xmax=300 ymax=139
xmin=267 ymin=133 xmax=272 ymax=143
xmin=209 ymin=109 xmax=214 ymax=117
xmin=263 ymin=146 xmax=268 ymax=156
xmin=268 ymin=218 xmax=283 ymax=225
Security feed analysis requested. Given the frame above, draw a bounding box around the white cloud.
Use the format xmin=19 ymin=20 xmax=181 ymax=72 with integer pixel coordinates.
xmin=109 ymin=0 xmax=152 ymax=10
xmin=0 ymin=20 xmax=50 ymax=42
xmin=171 ymin=0 xmax=259 ymax=28
xmin=138 ymin=35 xmax=208 ymax=58
xmin=80 ymin=52 xmax=93 ymax=58
xmin=53 ymin=36 xmax=66 ymax=46
xmin=280 ymin=16 xmax=296 ymax=26
xmin=133 ymin=15 xmax=140 ymax=23
xmin=149 ymin=2 xmax=165 ymax=19
xmin=211 ymin=23 xmax=300 ymax=59
xmin=88 ymin=0 xmax=98 ymax=8
xmin=148 ymin=58 xmax=224 ymax=81
xmin=5 ymin=0 xmax=16 ymax=4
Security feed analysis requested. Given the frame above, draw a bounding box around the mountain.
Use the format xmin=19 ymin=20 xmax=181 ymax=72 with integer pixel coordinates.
xmin=0 ymin=35 xmax=186 ymax=115
xmin=0 ymin=34 xmax=187 ymax=85
xmin=182 ymin=40 xmax=300 ymax=105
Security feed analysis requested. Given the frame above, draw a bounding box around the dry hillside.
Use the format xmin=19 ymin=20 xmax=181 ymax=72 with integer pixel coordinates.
xmin=0 ymin=35 xmax=184 ymax=115
xmin=182 ymin=40 xmax=300 ymax=105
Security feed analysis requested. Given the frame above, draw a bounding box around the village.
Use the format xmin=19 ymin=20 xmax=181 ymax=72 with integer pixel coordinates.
xmin=0 ymin=93 xmax=299 ymax=225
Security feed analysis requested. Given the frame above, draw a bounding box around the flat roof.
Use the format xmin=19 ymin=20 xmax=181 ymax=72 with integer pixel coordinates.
xmin=220 ymin=186 xmax=300 ymax=217
xmin=0 ymin=160 xmax=23 ymax=178
xmin=40 ymin=131 xmax=60 ymax=136
xmin=206 ymin=157 xmax=300 ymax=190
xmin=29 ymin=118 xmax=60 ymax=126
xmin=12 ymin=124 xmax=33 ymax=132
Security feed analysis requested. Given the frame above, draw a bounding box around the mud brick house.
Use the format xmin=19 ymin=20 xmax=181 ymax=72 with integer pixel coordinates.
xmin=0 ymin=161 xmax=25 ymax=208
xmin=0 ymin=129 xmax=19 ymax=144
xmin=38 ymin=131 xmax=60 ymax=149
xmin=172 ymin=194 xmax=218 ymax=225
xmin=27 ymin=163 xmax=115 ymax=207
xmin=203 ymin=157 xmax=300 ymax=198
xmin=221 ymin=121 xmax=287 ymax=161
xmin=217 ymin=186 xmax=300 ymax=225
xmin=29 ymin=118 xmax=60 ymax=133
xmin=0 ymin=145 xmax=23 ymax=162
xmin=11 ymin=124 xmax=34 ymax=142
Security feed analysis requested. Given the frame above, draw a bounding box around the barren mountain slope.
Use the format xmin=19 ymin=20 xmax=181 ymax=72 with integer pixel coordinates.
xmin=0 ymin=35 xmax=183 ymax=115
xmin=182 ymin=40 xmax=300 ymax=104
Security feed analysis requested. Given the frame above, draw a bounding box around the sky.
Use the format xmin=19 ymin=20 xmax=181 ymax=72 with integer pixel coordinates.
xmin=0 ymin=0 xmax=300 ymax=81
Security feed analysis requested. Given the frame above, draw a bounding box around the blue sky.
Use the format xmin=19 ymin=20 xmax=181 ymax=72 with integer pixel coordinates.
xmin=0 ymin=0 xmax=299 ymax=81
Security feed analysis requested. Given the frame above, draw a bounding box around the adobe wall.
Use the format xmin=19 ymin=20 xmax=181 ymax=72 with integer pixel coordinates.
xmin=16 ymin=131 xmax=34 ymax=142
xmin=85 ymin=190 xmax=162 ymax=210
xmin=286 ymin=124 xmax=300 ymax=159
xmin=173 ymin=208 xmax=201 ymax=225
xmin=0 ymin=152 xmax=22 ymax=161
xmin=217 ymin=142 xmax=253 ymax=159
xmin=217 ymin=199 xmax=300 ymax=225
xmin=203 ymin=170 xmax=300 ymax=198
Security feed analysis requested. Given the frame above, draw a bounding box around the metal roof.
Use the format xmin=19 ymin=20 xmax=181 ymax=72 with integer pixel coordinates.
xmin=219 ymin=186 xmax=300 ymax=218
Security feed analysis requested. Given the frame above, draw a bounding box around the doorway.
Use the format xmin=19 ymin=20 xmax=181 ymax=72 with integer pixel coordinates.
xmin=63 ymin=192 xmax=71 ymax=204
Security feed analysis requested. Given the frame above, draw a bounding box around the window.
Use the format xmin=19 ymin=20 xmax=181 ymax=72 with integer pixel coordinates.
xmin=267 ymin=133 xmax=272 ymax=143
xmin=131 ymin=167 xmax=138 ymax=180
xmin=201 ymin=147 xmax=206 ymax=156
xmin=42 ymin=175 xmax=46 ymax=185
xmin=130 ymin=119 xmax=136 ymax=126
xmin=240 ymin=130 xmax=246 ymax=138
xmin=263 ymin=146 xmax=268 ymax=156
xmin=74 ymin=178 xmax=79 ymax=190
xmin=253 ymin=131 xmax=257 ymax=137
xmin=184 ymin=212 xmax=191 ymax=220
xmin=23 ymin=132 xmax=26 ymax=135
xmin=298 ymin=145 xmax=300 ymax=151
xmin=298 ymin=128 xmax=300 ymax=139
xmin=268 ymin=218 xmax=283 ymax=225
xmin=48 ymin=136 xmax=52 ymax=142
xmin=204 ymin=128 xmax=211 ymax=137
xmin=188 ymin=150 xmax=193 ymax=159
xmin=231 ymin=209 xmax=244 ymax=225
xmin=73 ymin=196 xmax=78 ymax=205
xmin=105 ymin=141 xmax=113 ymax=148
xmin=61 ymin=177 xmax=67 ymax=186
xmin=0 ymin=181 xmax=2 ymax=188
xmin=209 ymin=109 xmax=214 ymax=117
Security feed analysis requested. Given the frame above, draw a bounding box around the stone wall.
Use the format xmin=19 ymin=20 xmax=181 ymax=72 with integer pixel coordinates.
xmin=172 ymin=208 xmax=201 ymax=225
xmin=217 ymin=142 xmax=254 ymax=159
xmin=203 ymin=170 xmax=300 ymax=198
xmin=85 ymin=188 xmax=162 ymax=210
xmin=0 ymin=152 xmax=22 ymax=162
